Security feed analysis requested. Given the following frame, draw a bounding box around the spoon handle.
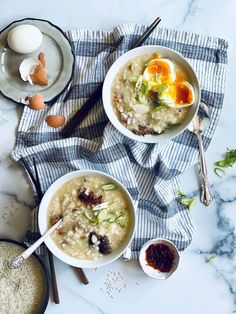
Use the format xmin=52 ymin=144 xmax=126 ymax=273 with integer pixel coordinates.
xmin=9 ymin=219 xmax=62 ymax=269
xmin=197 ymin=134 xmax=213 ymax=206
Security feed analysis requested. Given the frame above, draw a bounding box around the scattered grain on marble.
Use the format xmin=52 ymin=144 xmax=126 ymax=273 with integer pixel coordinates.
xmin=102 ymin=271 xmax=127 ymax=298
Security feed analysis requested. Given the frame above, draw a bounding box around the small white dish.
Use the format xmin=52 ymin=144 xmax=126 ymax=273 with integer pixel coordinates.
xmin=38 ymin=170 xmax=136 ymax=268
xmin=102 ymin=45 xmax=200 ymax=143
xmin=139 ymin=238 xmax=180 ymax=279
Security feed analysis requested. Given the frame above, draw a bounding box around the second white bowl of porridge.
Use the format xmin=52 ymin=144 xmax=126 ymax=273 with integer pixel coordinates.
xmin=38 ymin=170 xmax=136 ymax=268
xmin=102 ymin=45 xmax=200 ymax=143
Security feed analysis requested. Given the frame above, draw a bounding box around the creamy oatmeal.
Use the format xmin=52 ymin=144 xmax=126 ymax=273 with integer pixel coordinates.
xmin=112 ymin=53 xmax=194 ymax=135
xmin=48 ymin=175 xmax=131 ymax=260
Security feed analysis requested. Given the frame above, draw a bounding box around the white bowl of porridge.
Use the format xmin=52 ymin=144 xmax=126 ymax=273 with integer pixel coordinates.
xmin=102 ymin=45 xmax=200 ymax=143
xmin=38 ymin=170 xmax=136 ymax=268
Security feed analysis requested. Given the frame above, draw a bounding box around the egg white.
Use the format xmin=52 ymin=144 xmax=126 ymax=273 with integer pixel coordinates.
xmin=143 ymin=58 xmax=176 ymax=86
xmin=160 ymin=81 xmax=195 ymax=108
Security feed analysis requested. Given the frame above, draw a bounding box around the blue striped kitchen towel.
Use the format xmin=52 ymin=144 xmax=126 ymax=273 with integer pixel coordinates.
xmin=11 ymin=23 xmax=228 ymax=259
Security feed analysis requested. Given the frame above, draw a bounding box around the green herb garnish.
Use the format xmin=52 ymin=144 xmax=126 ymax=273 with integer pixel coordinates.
xmin=177 ymin=191 xmax=196 ymax=210
xmin=135 ymin=75 xmax=143 ymax=96
xmin=84 ymin=210 xmax=97 ymax=223
xmin=152 ymin=100 xmax=169 ymax=111
xmin=215 ymin=149 xmax=236 ymax=168
xmin=129 ymin=75 xmax=139 ymax=83
xmin=97 ymin=209 xmax=108 ymax=223
xmin=176 ymin=190 xmax=186 ymax=197
xmin=137 ymin=92 xmax=146 ymax=104
xmin=154 ymin=85 xmax=168 ymax=96
xmin=179 ymin=198 xmax=197 ymax=209
xmin=166 ymin=123 xmax=181 ymax=130
xmin=106 ymin=212 xmax=125 ymax=225
xmin=144 ymin=81 xmax=153 ymax=95
xmin=85 ymin=208 xmax=108 ymax=224
xmin=205 ymin=255 xmax=216 ymax=264
xmin=214 ymin=167 xmax=226 ymax=178
xmin=100 ymin=183 xmax=117 ymax=191
xmin=93 ymin=202 xmax=110 ymax=211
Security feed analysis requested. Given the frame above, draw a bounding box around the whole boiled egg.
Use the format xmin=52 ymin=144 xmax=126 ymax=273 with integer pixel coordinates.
xmin=7 ymin=24 xmax=43 ymax=54
xmin=160 ymin=81 xmax=195 ymax=107
xmin=143 ymin=58 xmax=176 ymax=85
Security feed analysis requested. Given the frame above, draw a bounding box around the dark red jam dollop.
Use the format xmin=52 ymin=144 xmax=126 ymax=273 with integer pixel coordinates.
xmin=145 ymin=243 xmax=175 ymax=272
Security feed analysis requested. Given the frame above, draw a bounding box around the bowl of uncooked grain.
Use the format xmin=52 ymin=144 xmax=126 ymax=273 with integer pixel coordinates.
xmin=38 ymin=170 xmax=136 ymax=268
xmin=0 ymin=238 xmax=49 ymax=314
xmin=102 ymin=45 xmax=200 ymax=143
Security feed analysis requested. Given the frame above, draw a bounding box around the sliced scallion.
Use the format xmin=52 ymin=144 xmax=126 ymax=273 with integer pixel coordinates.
xmin=97 ymin=209 xmax=108 ymax=223
xmin=129 ymin=76 xmax=139 ymax=83
xmin=100 ymin=183 xmax=117 ymax=191
xmin=84 ymin=210 xmax=96 ymax=223
xmin=179 ymin=198 xmax=192 ymax=207
xmin=214 ymin=167 xmax=225 ymax=178
xmin=135 ymin=75 xmax=143 ymax=96
xmin=176 ymin=190 xmax=186 ymax=197
xmin=206 ymin=255 xmax=216 ymax=264
xmin=93 ymin=202 xmax=110 ymax=211
xmin=178 ymin=195 xmax=196 ymax=210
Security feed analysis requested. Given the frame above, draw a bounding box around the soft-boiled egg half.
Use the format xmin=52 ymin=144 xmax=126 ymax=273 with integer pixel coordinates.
xmin=143 ymin=58 xmax=176 ymax=85
xmin=159 ymin=81 xmax=195 ymax=107
xmin=142 ymin=57 xmax=194 ymax=107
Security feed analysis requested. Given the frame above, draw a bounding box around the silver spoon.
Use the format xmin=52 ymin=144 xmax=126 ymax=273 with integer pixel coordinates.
xmin=9 ymin=218 xmax=62 ymax=269
xmin=188 ymin=101 xmax=213 ymax=206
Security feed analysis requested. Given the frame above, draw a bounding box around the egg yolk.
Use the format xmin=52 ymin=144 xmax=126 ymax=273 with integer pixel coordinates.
xmin=147 ymin=60 xmax=171 ymax=83
xmin=169 ymin=83 xmax=193 ymax=105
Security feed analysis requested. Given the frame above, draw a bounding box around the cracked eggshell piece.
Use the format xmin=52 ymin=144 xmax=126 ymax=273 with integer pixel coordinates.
xmin=19 ymin=58 xmax=40 ymax=85
xmin=26 ymin=94 xmax=46 ymax=111
xmin=45 ymin=115 xmax=66 ymax=128
xmin=7 ymin=24 xmax=43 ymax=54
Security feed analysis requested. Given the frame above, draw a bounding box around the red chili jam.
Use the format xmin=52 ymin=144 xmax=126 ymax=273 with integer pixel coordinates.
xmin=145 ymin=243 xmax=175 ymax=272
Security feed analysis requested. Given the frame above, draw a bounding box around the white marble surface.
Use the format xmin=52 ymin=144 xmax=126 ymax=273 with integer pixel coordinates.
xmin=1 ymin=1 xmax=236 ymax=313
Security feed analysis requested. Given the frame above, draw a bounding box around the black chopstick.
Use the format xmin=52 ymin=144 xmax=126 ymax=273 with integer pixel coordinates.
xmin=48 ymin=250 xmax=60 ymax=304
xmin=32 ymin=158 xmax=60 ymax=304
xmin=73 ymin=267 xmax=89 ymax=285
xmin=62 ymin=36 xmax=124 ymax=105
xmin=60 ymin=17 xmax=161 ymax=138
xmin=32 ymin=157 xmax=43 ymax=201
xmin=130 ymin=17 xmax=161 ymax=49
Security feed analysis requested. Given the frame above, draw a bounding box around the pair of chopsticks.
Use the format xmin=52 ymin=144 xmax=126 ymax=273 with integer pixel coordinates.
xmin=60 ymin=17 xmax=161 ymax=138
xmin=21 ymin=158 xmax=89 ymax=304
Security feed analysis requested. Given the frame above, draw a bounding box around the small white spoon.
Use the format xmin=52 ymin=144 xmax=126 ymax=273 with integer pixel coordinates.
xmin=9 ymin=218 xmax=62 ymax=269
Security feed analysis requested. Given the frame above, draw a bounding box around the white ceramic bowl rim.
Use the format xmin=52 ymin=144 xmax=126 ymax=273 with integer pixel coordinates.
xmin=38 ymin=170 xmax=136 ymax=268
xmin=102 ymin=45 xmax=201 ymax=143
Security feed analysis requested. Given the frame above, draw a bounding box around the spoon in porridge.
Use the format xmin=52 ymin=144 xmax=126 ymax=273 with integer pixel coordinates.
xmin=9 ymin=218 xmax=62 ymax=269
